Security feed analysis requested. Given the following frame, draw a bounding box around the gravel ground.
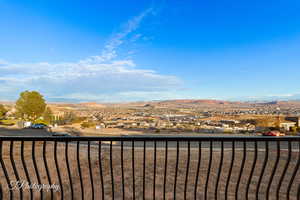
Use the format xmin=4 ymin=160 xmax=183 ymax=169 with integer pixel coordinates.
xmin=0 ymin=141 xmax=299 ymax=200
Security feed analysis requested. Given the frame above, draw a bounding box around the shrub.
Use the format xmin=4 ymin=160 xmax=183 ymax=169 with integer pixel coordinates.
xmin=0 ymin=104 xmax=8 ymax=119
xmin=33 ymin=119 xmax=49 ymax=126
xmin=0 ymin=119 xmax=16 ymax=126
xmin=290 ymin=126 xmax=298 ymax=133
xmin=72 ymin=117 xmax=87 ymax=124
xmin=81 ymin=121 xmax=96 ymax=129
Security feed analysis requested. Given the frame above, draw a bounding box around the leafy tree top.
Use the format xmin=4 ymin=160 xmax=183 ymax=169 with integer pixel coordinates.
xmin=16 ymin=91 xmax=46 ymax=121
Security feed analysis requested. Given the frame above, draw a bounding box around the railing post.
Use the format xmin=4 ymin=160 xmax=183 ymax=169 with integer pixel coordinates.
xmin=0 ymin=136 xmax=298 ymax=199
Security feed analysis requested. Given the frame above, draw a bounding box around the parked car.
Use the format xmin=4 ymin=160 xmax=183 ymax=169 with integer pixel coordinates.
xmin=263 ymin=130 xmax=285 ymax=136
xmin=51 ymin=132 xmax=71 ymax=136
xmin=30 ymin=123 xmax=47 ymax=129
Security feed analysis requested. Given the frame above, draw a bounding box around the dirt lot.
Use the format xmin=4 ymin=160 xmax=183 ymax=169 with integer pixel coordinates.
xmin=51 ymin=125 xmax=144 ymax=136
xmin=0 ymin=141 xmax=299 ymax=200
xmin=0 ymin=124 xmax=144 ymax=137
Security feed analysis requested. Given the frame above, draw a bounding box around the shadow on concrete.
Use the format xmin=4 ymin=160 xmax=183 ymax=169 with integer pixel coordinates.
xmin=0 ymin=126 xmax=81 ymax=136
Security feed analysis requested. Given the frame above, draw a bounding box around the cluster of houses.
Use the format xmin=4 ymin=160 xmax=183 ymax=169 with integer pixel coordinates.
xmin=90 ymin=112 xmax=300 ymax=133
xmin=84 ymin=112 xmax=258 ymax=133
xmin=205 ymin=107 xmax=300 ymax=116
xmin=50 ymin=105 xmax=300 ymax=133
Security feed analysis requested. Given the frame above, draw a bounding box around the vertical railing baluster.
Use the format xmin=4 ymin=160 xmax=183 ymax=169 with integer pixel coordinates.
xmin=77 ymin=141 xmax=84 ymax=200
xmin=205 ymin=141 xmax=213 ymax=200
xmin=163 ymin=140 xmax=168 ymax=200
xmin=235 ymin=140 xmax=246 ymax=200
xmin=184 ymin=141 xmax=191 ymax=200
xmin=54 ymin=141 xmax=63 ymax=199
xmin=298 ymin=183 xmax=300 ymax=200
xmin=143 ymin=141 xmax=146 ymax=200
xmin=256 ymin=141 xmax=269 ymax=199
xmin=31 ymin=141 xmax=43 ymax=199
xmin=173 ymin=141 xmax=179 ymax=200
xmin=287 ymin=141 xmax=300 ymax=200
xmin=98 ymin=141 xmax=104 ymax=199
xmin=0 ymin=135 xmax=298 ymax=200
xmin=153 ymin=140 xmax=157 ymax=200
xmin=21 ymin=141 xmax=33 ymax=200
xmin=0 ymin=183 xmax=2 ymax=200
xmin=298 ymin=184 xmax=300 ymax=200
xmin=10 ymin=141 xmax=23 ymax=199
xmin=43 ymin=141 xmax=53 ymax=200
xmin=225 ymin=141 xmax=235 ymax=200
xmin=32 ymin=141 xmax=43 ymax=199
xmin=246 ymin=141 xmax=257 ymax=200
xmin=215 ymin=141 xmax=224 ymax=200
xmin=131 ymin=141 xmax=135 ymax=200
xmin=194 ymin=141 xmax=202 ymax=200
xmin=110 ymin=141 xmax=115 ymax=200
xmin=65 ymin=141 xmax=73 ymax=200
xmin=0 ymin=141 xmax=13 ymax=200
xmin=121 ymin=141 xmax=125 ymax=200
xmin=88 ymin=141 xmax=95 ymax=200
xmin=266 ymin=140 xmax=280 ymax=200
xmin=276 ymin=141 xmax=292 ymax=200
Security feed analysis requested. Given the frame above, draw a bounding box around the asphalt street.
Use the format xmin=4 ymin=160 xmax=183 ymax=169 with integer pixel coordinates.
xmin=0 ymin=127 xmax=299 ymax=150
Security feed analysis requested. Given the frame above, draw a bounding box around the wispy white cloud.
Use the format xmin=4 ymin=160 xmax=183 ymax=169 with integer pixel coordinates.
xmin=0 ymin=7 xmax=183 ymax=102
xmin=80 ymin=7 xmax=154 ymax=64
xmin=55 ymin=90 xmax=187 ymax=102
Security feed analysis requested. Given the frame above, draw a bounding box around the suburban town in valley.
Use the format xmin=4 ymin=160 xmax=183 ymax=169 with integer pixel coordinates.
xmin=1 ymin=97 xmax=300 ymax=136
xmin=1 ymin=1 xmax=300 ymax=199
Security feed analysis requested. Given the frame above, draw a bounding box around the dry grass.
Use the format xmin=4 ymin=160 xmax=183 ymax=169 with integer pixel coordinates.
xmin=0 ymin=141 xmax=299 ymax=200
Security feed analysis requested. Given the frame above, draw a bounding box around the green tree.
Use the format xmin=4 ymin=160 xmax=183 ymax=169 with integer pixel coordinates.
xmin=290 ymin=126 xmax=298 ymax=135
xmin=80 ymin=121 xmax=96 ymax=129
xmin=43 ymin=107 xmax=53 ymax=124
xmin=16 ymin=91 xmax=46 ymax=121
xmin=0 ymin=104 xmax=8 ymax=119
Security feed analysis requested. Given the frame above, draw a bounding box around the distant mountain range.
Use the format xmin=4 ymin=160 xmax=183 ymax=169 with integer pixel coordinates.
xmin=239 ymin=94 xmax=300 ymax=102
xmin=2 ymin=98 xmax=300 ymax=108
xmin=149 ymin=99 xmax=300 ymax=107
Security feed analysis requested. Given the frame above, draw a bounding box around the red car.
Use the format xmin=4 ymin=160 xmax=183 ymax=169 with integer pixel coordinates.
xmin=263 ymin=130 xmax=285 ymax=136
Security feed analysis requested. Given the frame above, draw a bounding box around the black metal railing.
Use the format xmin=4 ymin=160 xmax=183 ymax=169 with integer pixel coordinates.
xmin=0 ymin=136 xmax=299 ymax=200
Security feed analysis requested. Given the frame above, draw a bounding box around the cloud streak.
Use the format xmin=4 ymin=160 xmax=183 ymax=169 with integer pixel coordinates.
xmin=0 ymin=7 xmax=183 ymax=102
xmin=81 ymin=7 xmax=154 ymax=64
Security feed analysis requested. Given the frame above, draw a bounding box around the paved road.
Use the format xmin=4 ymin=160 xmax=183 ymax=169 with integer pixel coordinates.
xmin=0 ymin=127 xmax=299 ymax=150
xmin=0 ymin=127 xmax=51 ymax=136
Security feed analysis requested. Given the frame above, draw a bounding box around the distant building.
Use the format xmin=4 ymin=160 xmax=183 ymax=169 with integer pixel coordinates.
xmin=285 ymin=117 xmax=300 ymax=126
xmin=17 ymin=121 xmax=31 ymax=128
xmin=280 ymin=122 xmax=296 ymax=131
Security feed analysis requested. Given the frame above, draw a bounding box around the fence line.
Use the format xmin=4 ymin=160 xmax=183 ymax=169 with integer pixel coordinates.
xmin=0 ymin=136 xmax=299 ymax=200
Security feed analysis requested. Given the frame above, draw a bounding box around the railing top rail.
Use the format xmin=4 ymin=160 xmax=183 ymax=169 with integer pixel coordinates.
xmin=0 ymin=136 xmax=299 ymax=141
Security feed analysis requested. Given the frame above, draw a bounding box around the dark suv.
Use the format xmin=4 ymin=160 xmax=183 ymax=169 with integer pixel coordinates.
xmin=31 ymin=123 xmax=47 ymax=129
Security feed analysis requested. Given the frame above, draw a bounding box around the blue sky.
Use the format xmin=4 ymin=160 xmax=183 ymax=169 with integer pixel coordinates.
xmin=1 ymin=0 xmax=300 ymax=102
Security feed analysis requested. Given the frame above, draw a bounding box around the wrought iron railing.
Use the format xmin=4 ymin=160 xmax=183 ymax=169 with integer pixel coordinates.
xmin=0 ymin=136 xmax=299 ymax=200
